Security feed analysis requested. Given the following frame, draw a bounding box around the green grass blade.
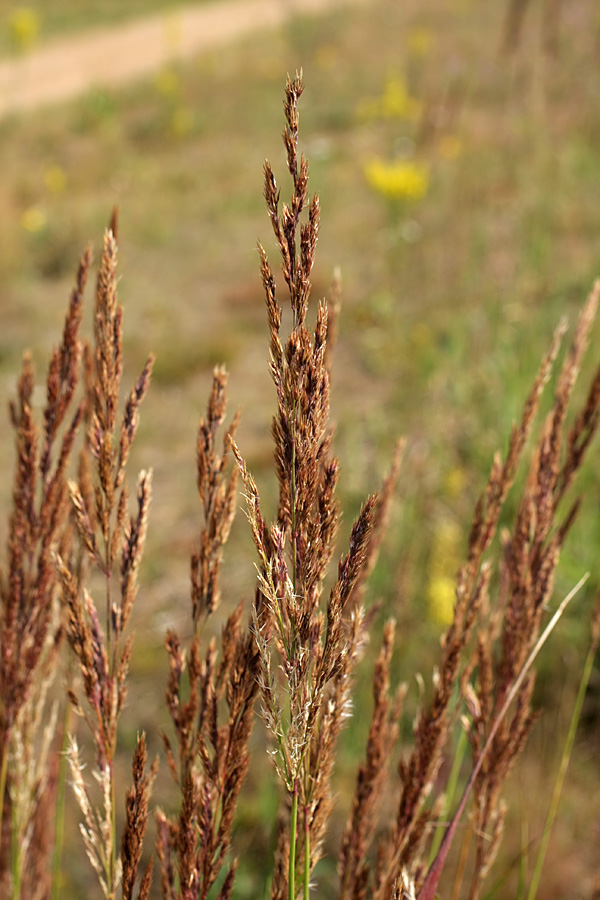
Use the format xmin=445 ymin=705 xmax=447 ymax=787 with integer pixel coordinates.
xmin=429 ymin=725 xmax=469 ymax=863
xmin=526 ymin=625 xmax=599 ymax=900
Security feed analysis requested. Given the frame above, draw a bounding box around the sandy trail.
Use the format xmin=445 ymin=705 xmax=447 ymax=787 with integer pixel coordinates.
xmin=0 ymin=0 xmax=366 ymax=119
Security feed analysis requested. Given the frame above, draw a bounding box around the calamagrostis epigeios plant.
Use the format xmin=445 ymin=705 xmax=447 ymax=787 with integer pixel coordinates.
xmin=56 ymin=223 xmax=156 ymax=900
xmin=231 ymin=72 xmax=404 ymax=900
xmin=0 ymin=250 xmax=88 ymax=900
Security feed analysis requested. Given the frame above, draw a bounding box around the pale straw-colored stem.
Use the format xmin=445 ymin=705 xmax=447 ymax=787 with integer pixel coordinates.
xmin=0 ymin=738 xmax=8 ymax=858
xmin=289 ymin=780 xmax=298 ymax=900
xmin=51 ymin=703 xmax=71 ymax=900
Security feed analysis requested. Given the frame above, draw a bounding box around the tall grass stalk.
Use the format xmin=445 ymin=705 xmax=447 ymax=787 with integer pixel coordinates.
xmin=51 ymin=704 xmax=71 ymax=900
xmin=429 ymin=725 xmax=469 ymax=864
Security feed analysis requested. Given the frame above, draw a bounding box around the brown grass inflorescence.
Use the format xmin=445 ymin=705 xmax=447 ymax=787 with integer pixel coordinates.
xmin=1 ymin=73 xmax=600 ymax=900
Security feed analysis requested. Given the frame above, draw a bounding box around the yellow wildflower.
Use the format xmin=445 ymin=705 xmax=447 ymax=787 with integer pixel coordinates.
xmin=380 ymin=75 xmax=422 ymax=121
xmin=357 ymin=75 xmax=421 ymax=122
xmin=7 ymin=7 xmax=40 ymax=52
xmin=444 ymin=466 xmax=467 ymax=498
xmin=44 ymin=164 xmax=67 ymax=194
xmin=170 ymin=107 xmax=194 ymax=138
xmin=408 ymin=28 xmax=434 ymax=57
xmin=364 ymin=158 xmax=429 ymax=201
xmin=427 ymin=575 xmax=455 ymax=627
xmin=21 ymin=206 xmax=47 ymax=234
xmin=427 ymin=519 xmax=462 ymax=626
xmin=155 ymin=67 xmax=179 ymax=98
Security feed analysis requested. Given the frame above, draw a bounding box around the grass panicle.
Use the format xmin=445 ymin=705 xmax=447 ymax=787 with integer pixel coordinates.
xmin=158 ymin=365 xmax=260 ymax=900
xmin=0 ymin=247 xmax=88 ymax=898
xmin=55 ymin=223 xmax=155 ymax=900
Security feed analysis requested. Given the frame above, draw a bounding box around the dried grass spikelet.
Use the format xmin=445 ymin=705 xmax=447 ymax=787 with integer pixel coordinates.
xmin=0 ymin=247 xmax=88 ymax=893
xmin=338 ymin=619 xmax=406 ymax=900
xmin=121 ymin=733 xmax=157 ymax=900
xmin=67 ymin=735 xmax=123 ymax=898
xmin=55 ymin=222 xmax=155 ymax=898
xmin=7 ymin=616 xmax=60 ymax=900
xmin=191 ymin=365 xmax=240 ymax=624
xmin=158 ymin=366 xmax=260 ymax=900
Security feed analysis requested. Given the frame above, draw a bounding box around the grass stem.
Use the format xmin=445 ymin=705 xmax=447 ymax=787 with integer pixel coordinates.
xmin=304 ymin=803 xmax=310 ymax=900
xmin=51 ymin=704 xmax=71 ymax=900
xmin=289 ymin=781 xmax=298 ymax=900
xmin=0 ymin=739 xmax=8 ymax=858
xmin=429 ymin=725 xmax=468 ymax=863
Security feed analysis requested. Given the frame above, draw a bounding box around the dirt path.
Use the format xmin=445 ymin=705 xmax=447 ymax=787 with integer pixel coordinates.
xmin=0 ymin=0 xmax=367 ymax=119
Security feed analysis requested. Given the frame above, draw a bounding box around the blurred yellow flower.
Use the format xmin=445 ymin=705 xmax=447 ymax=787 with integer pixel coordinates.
xmin=7 ymin=7 xmax=40 ymax=52
xmin=408 ymin=28 xmax=434 ymax=57
xmin=44 ymin=164 xmax=67 ymax=194
xmin=427 ymin=518 xmax=462 ymax=626
xmin=358 ymin=75 xmax=421 ymax=122
xmin=381 ymin=75 xmax=421 ymax=120
xmin=170 ymin=107 xmax=194 ymax=138
xmin=438 ymin=135 xmax=462 ymax=160
xmin=427 ymin=575 xmax=455 ymax=626
xmin=155 ymin=67 xmax=179 ymax=97
xmin=444 ymin=466 xmax=467 ymax=498
xmin=364 ymin=158 xmax=429 ymax=201
xmin=21 ymin=206 xmax=47 ymax=234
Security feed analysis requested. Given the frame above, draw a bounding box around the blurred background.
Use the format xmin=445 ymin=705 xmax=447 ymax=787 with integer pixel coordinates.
xmin=1 ymin=0 xmax=600 ymax=897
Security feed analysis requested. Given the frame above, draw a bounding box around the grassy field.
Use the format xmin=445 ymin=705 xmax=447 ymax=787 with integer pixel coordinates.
xmin=1 ymin=0 xmax=600 ymax=897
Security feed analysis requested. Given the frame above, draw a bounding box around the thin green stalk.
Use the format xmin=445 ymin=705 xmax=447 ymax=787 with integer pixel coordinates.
xmin=304 ymin=803 xmax=310 ymax=900
xmin=11 ymin=797 xmax=22 ymax=900
xmin=526 ymin=628 xmax=598 ymax=900
xmin=516 ymin=818 xmax=529 ymax=900
xmin=110 ymin=762 xmax=117 ymax=899
xmin=429 ymin=725 xmax=468 ymax=863
xmin=289 ymin=781 xmax=298 ymax=900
